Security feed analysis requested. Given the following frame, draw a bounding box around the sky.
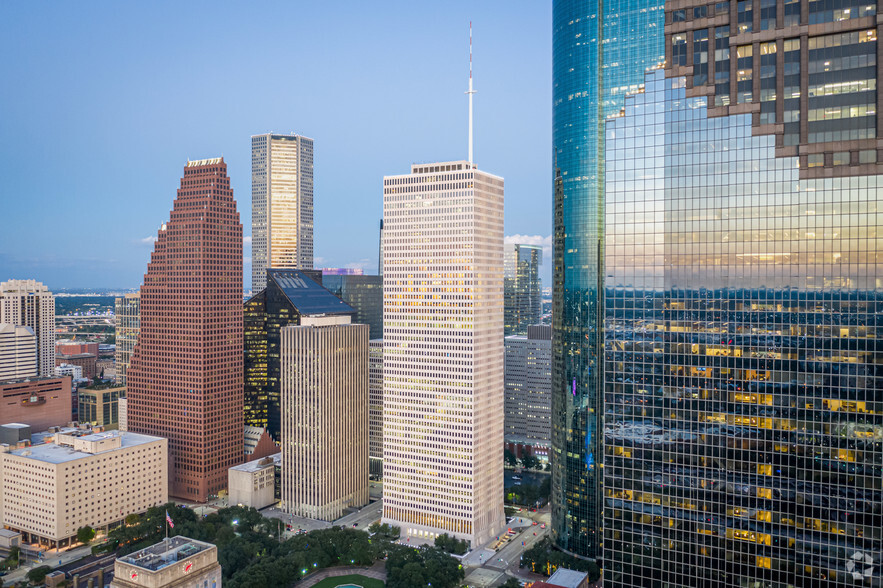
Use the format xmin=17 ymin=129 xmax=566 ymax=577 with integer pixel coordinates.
xmin=0 ymin=1 xmax=552 ymax=291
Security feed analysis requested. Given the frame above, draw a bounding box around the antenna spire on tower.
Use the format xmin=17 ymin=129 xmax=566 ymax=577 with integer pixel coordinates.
xmin=466 ymin=21 xmax=475 ymax=165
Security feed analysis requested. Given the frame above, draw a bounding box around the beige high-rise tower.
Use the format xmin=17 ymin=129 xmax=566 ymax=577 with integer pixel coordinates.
xmin=381 ymin=160 xmax=505 ymax=547
xmin=280 ymin=316 xmax=368 ymax=520
xmin=251 ymin=133 xmax=314 ymax=292
xmin=0 ymin=279 xmax=55 ymax=377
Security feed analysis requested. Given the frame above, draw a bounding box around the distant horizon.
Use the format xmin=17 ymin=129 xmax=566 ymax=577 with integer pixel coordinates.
xmin=0 ymin=2 xmax=552 ymax=290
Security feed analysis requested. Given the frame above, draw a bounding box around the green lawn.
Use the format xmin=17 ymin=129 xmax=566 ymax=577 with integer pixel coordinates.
xmin=309 ymin=574 xmax=385 ymax=588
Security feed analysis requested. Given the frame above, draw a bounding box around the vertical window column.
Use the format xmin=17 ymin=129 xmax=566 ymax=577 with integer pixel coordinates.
xmin=760 ymin=42 xmax=777 ymax=123
xmin=737 ymin=45 xmax=754 ymax=103
xmin=694 ymin=29 xmax=710 ymax=85
xmin=715 ymin=26 xmax=732 ymax=106
xmin=783 ymin=38 xmax=801 ymax=145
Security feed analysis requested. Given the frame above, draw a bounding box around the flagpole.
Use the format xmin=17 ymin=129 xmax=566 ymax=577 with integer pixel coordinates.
xmin=165 ymin=510 xmax=169 ymax=540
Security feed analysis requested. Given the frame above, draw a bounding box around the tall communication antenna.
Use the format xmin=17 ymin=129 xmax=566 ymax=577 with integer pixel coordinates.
xmin=466 ymin=21 xmax=476 ymax=165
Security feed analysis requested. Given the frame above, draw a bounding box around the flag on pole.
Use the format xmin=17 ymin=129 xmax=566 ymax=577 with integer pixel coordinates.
xmin=166 ymin=510 xmax=175 ymax=529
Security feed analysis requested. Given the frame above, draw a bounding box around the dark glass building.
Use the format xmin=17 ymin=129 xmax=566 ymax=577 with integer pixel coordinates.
xmin=552 ymin=0 xmax=664 ymax=558
xmin=244 ymin=269 xmax=355 ymax=441
xmin=321 ymin=273 xmax=383 ymax=340
xmin=602 ymin=0 xmax=883 ymax=577
xmin=504 ymin=243 xmax=542 ymax=336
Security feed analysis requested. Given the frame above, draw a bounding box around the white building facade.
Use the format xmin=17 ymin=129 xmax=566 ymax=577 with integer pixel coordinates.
xmin=381 ymin=160 xmax=505 ymax=546
xmin=251 ymin=133 xmax=314 ymax=291
xmin=368 ymin=338 xmax=383 ymax=478
xmin=0 ymin=428 xmax=167 ymax=549
xmin=0 ymin=280 xmax=55 ymax=377
xmin=0 ymin=324 xmax=37 ymax=381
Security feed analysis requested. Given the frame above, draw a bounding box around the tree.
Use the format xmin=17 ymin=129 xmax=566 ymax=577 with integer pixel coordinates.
xmin=76 ymin=525 xmax=96 ymax=545
xmin=435 ymin=533 xmax=469 ymax=555
xmin=125 ymin=513 xmax=140 ymax=526
xmin=521 ymin=454 xmax=538 ymax=470
xmin=504 ymin=449 xmax=518 ymax=467
xmin=500 ymin=578 xmax=522 ymax=588
xmin=26 ymin=565 xmax=51 ymax=585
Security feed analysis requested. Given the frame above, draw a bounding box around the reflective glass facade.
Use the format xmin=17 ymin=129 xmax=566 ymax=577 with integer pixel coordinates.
xmin=552 ymin=0 xmax=664 ymax=558
xmin=603 ymin=68 xmax=882 ymax=587
xmin=504 ymin=243 xmax=543 ymax=336
xmin=321 ymin=274 xmax=383 ymax=339
xmin=243 ymin=270 xmax=354 ymax=442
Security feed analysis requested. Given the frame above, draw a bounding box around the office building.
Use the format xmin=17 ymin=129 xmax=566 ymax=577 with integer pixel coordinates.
xmin=504 ymin=325 xmax=552 ymax=460
xmin=280 ymin=317 xmax=368 ymax=520
xmin=111 ymin=537 xmax=221 ymax=588
xmin=0 ymin=279 xmax=55 ymax=377
xmin=118 ymin=396 xmax=127 ymax=431
xmin=601 ymin=0 xmax=883 ymax=578
xmin=504 ymin=243 xmax=543 ymax=336
xmin=244 ymin=269 xmax=355 ymax=441
xmin=78 ymin=386 xmax=123 ymax=427
xmin=251 ymin=133 xmax=314 ymax=291
xmin=321 ymin=272 xmax=383 ymax=339
xmin=114 ymin=293 xmax=140 ymax=387
xmin=0 ymin=324 xmax=36 ymax=380
xmin=127 ymin=158 xmax=243 ymax=502
xmin=229 ymin=453 xmax=281 ymax=510
xmin=368 ymin=338 xmax=383 ymax=478
xmin=378 ymin=219 xmax=384 ymax=276
xmin=55 ymin=351 xmax=97 ymax=380
xmin=0 ymin=377 xmax=71 ymax=431
xmin=55 ymin=341 xmax=99 ymax=357
xmin=381 ymin=160 xmax=505 ymax=546
xmin=55 ymin=363 xmax=83 ymax=381
xmin=551 ymin=0 xmax=664 ymax=558
xmin=0 ymin=427 xmax=167 ymax=549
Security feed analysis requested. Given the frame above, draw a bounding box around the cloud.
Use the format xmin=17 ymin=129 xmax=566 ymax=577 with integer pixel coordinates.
xmin=140 ymin=235 xmax=157 ymax=244
xmin=243 ymin=235 xmax=252 ymax=246
xmin=505 ymin=234 xmax=552 ymax=258
xmin=243 ymin=256 xmax=251 ymax=265
xmin=344 ymin=258 xmax=372 ymax=271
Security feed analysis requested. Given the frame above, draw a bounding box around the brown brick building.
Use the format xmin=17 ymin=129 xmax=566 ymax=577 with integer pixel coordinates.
xmin=126 ymin=158 xmax=244 ymax=502
xmin=0 ymin=377 xmax=72 ymax=431
xmin=55 ymin=352 xmax=97 ymax=379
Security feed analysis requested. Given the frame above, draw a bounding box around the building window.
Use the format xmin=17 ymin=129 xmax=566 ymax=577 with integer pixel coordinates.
xmin=737 ymin=45 xmax=754 ymax=103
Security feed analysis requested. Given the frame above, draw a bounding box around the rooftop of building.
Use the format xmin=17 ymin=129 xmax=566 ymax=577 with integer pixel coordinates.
xmin=230 ymin=452 xmax=281 ymax=473
xmin=118 ymin=537 xmax=214 ymax=572
xmin=186 ymin=157 xmax=223 ymax=167
xmin=6 ymin=428 xmax=163 ymax=464
xmin=547 ymin=568 xmax=589 ymax=588
xmin=265 ymin=269 xmax=356 ymax=317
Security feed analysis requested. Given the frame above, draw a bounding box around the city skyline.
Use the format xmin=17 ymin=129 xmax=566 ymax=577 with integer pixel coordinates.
xmin=0 ymin=2 xmax=553 ymax=289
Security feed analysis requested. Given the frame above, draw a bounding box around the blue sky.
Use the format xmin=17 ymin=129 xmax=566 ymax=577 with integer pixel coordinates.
xmin=0 ymin=1 xmax=552 ymax=290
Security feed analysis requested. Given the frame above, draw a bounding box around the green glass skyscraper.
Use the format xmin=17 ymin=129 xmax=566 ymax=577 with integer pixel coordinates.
xmin=551 ymin=0 xmax=664 ymax=559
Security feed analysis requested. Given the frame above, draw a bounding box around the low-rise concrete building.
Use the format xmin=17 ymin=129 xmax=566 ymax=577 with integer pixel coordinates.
xmin=111 ymin=536 xmax=221 ymax=588
xmin=228 ymin=452 xmax=280 ymax=510
xmin=0 ymin=426 xmax=167 ymax=549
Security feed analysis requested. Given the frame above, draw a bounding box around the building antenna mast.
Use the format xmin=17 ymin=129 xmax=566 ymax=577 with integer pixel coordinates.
xmin=466 ymin=21 xmax=476 ymax=165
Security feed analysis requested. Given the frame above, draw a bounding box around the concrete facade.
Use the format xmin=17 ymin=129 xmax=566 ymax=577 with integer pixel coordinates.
xmin=280 ymin=317 xmax=368 ymax=520
xmin=0 ymin=323 xmax=36 ymax=380
xmin=0 ymin=377 xmax=72 ymax=432
xmin=0 ymin=427 xmax=167 ymax=548
xmin=251 ymin=133 xmax=315 ymax=291
xmin=228 ymin=452 xmax=280 ymax=509
xmin=381 ymin=160 xmax=506 ymax=546
xmin=0 ymin=280 xmax=55 ymax=377
xmin=111 ymin=537 xmax=221 ymax=588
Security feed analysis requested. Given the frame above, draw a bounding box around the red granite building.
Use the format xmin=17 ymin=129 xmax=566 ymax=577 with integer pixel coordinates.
xmin=126 ymin=158 xmax=244 ymax=502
